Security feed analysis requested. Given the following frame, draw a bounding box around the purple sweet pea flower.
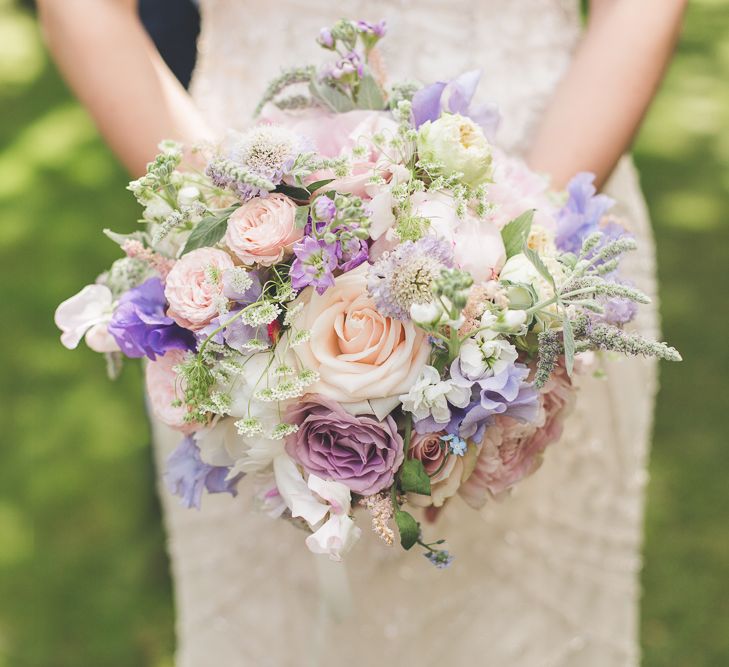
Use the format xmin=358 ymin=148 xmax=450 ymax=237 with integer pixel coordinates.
xmin=108 ymin=277 xmax=195 ymax=360
xmin=291 ymin=236 xmax=338 ymax=294
xmin=411 ymin=70 xmax=501 ymax=140
xmin=556 ymin=173 xmax=615 ymax=254
xmin=163 ymin=436 xmax=242 ymax=510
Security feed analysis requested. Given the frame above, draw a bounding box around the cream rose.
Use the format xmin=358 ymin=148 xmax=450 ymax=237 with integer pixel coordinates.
xmin=164 ymin=248 xmax=234 ymax=330
xmin=224 ymin=194 xmax=302 ymax=266
xmin=291 ymin=266 xmax=430 ymax=417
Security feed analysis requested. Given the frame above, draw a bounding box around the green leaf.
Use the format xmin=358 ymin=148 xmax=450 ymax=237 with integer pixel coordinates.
xmin=181 ymin=206 xmax=238 ymax=255
xmin=394 ymin=509 xmax=420 ymax=550
xmin=355 ymin=72 xmax=386 ymax=110
xmin=501 ymin=210 xmax=534 ymax=259
xmin=522 ymin=243 xmax=556 ymax=289
xmin=399 ymin=459 xmax=432 ymax=495
xmin=309 ymin=79 xmax=355 ymax=113
xmin=294 ymin=205 xmax=310 ymax=229
xmin=274 ymin=183 xmax=311 ymax=201
xmin=562 ymin=314 xmax=575 ymax=376
xmin=306 ymin=178 xmax=335 ymax=194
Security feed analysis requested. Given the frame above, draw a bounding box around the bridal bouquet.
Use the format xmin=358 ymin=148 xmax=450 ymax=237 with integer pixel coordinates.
xmin=55 ymin=20 xmax=680 ymax=566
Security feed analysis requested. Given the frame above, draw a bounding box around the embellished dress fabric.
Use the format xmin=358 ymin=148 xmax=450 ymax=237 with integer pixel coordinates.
xmin=150 ymin=2 xmax=660 ymax=665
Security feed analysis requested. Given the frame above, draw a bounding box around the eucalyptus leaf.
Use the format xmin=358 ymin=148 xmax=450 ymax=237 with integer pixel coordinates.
xmin=181 ymin=206 xmax=238 ymax=255
xmin=356 ymin=72 xmax=386 ymax=110
xmin=274 ymin=183 xmax=311 ymax=201
xmin=309 ymin=79 xmax=355 ymax=113
xmin=306 ymin=178 xmax=335 ymax=194
xmin=501 ymin=210 xmax=534 ymax=259
xmin=399 ymin=459 xmax=432 ymax=495
xmin=562 ymin=314 xmax=576 ymax=376
xmin=522 ymin=244 xmax=556 ymax=288
xmin=394 ymin=509 xmax=420 ymax=550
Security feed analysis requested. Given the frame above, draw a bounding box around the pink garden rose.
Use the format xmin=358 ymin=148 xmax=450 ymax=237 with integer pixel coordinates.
xmin=407 ymin=432 xmax=465 ymax=508
xmin=290 ymin=265 xmax=430 ymax=416
xmin=164 ymin=248 xmax=234 ymax=330
xmin=285 ymin=394 xmax=404 ymax=496
xmin=145 ymin=349 xmax=197 ymax=433
xmin=459 ymin=363 xmax=575 ymax=508
xmin=224 ymin=194 xmax=302 ymax=266
xmin=411 ymin=190 xmax=506 ymax=282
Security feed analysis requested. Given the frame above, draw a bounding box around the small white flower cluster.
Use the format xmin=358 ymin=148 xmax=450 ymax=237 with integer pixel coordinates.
xmin=226 ymin=267 xmax=253 ymax=295
xmin=242 ymin=302 xmax=282 ymax=327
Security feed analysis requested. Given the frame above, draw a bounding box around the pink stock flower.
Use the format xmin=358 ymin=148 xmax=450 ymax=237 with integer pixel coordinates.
xmin=164 ymin=248 xmax=235 ymax=330
xmin=145 ymin=349 xmax=198 ymax=433
xmin=224 ymin=194 xmax=302 ymax=266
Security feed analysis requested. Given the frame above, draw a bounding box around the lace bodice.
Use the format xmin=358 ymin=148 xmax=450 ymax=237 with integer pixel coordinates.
xmin=192 ymin=0 xmax=582 ymax=154
xmin=153 ymin=3 xmax=660 ymax=666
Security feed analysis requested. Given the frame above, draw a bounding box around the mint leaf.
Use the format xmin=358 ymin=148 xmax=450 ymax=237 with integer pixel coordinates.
xmin=182 ymin=206 xmax=238 ymax=255
xmin=562 ymin=314 xmax=575 ymax=376
xmin=522 ymin=243 xmax=556 ymax=289
xmin=309 ymin=80 xmax=355 ymax=113
xmin=399 ymin=459 xmax=431 ymax=495
xmin=306 ymin=178 xmax=335 ymax=194
xmin=501 ymin=210 xmax=534 ymax=259
xmin=295 ymin=205 xmax=310 ymax=229
xmin=274 ymin=183 xmax=311 ymax=201
xmin=394 ymin=509 xmax=420 ymax=550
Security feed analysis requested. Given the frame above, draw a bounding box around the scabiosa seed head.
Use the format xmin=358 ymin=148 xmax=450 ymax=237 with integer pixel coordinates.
xmin=367 ymin=235 xmax=454 ymax=320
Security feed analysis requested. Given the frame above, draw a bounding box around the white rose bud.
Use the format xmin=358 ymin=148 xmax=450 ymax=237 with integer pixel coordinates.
xmin=499 ymin=309 xmax=528 ymax=333
xmin=416 ymin=113 xmax=493 ymax=186
xmin=410 ymin=300 xmax=444 ymax=327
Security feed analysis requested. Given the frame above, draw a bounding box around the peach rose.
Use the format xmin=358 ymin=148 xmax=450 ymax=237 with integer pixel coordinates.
xmin=164 ymin=248 xmax=234 ymax=330
xmin=145 ymin=349 xmax=197 ymax=433
xmin=407 ymin=432 xmax=465 ymax=508
xmin=224 ymin=194 xmax=302 ymax=266
xmin=291 ymin=266 xmax=430 ymax=418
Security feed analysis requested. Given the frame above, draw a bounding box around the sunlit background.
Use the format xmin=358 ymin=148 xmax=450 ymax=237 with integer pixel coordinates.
xmin=0 ymin=0 xmax=727 ymax=665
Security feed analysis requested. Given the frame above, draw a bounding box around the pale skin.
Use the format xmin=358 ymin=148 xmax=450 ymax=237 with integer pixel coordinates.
xmin=37 ymin=0 xmax=688 ymax=188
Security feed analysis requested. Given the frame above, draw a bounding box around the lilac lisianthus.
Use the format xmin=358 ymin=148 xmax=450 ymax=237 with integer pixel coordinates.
xmin=291 ymin=237 xmax=339 ymax=294
xmin=555 ymin=173 xmax=615 ymax=254
xmin=411 ymin=70 xmax=501 ymax=140
xmin=163 ymin=436 xmax=242 ymax=510
xmin=108 ymin=277 xmax=195 ymax=360
xmin=285 ymin=394 xmax=404 ymax=496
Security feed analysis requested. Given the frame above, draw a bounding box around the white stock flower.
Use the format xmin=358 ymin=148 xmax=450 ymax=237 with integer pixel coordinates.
xmin=417 ymin=113 xmax=493 ymax=186
xmin=457 ymin=313 xmax=518 ymax=380
xmin=399 ymin=365 xmax=471 ymax=425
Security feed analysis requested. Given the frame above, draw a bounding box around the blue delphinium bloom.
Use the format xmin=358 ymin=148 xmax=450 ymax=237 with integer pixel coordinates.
xmin=108 ymin=277 xmax=195 ymax=360
xmin=163 ymin=436 xmax=242 ymax=510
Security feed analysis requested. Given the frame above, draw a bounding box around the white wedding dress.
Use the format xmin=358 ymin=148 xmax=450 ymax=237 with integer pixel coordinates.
xmin=150 ymin=1 xmax=660 ymax=665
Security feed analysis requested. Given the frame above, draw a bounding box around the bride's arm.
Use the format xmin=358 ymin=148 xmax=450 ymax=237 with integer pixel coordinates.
xmin=527 ymin=0 xmax=688 ymax=189
xmin=37 ymin=0 xmax=211 ymax=176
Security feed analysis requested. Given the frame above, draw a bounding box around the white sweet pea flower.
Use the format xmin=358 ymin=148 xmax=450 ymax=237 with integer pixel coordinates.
xmin=273 ymin=456 xmax=361 ymax=561
xmin=399 ymin=365 xmax=471 ymax=425
xmin=55 ymin=284 xmax=117 ymax=351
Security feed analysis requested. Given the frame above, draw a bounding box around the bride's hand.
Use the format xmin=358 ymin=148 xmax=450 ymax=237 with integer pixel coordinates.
xmin=527 ymin=0 xmax=688 ymax=190
xmin=37 ymin=0 xmax=213 ymax=177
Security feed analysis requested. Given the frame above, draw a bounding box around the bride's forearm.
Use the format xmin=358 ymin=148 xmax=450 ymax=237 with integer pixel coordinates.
xmin=37 ymin=0 xmax=212 ymax=176
xmin=527 ymin=0 xmax=688 ymax=190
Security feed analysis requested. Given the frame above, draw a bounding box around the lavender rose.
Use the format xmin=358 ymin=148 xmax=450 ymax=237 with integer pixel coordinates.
xmin=285 ymin=394 xmax=404 ymax=495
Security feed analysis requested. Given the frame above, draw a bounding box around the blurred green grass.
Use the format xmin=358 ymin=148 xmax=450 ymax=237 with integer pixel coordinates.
xmin=0 ymin=1 xmax=727 ymax=665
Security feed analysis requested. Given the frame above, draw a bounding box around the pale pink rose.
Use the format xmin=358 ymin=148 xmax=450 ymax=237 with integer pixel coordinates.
xmin=407 ymin=432 xmax=465 ymax=508
xmin=224 ymin=194 xmax=302 ymax=266
xmin=485 ymin=150 xmax=556 ymax=231
xmin=145 ymin=349 xmax=197 ymax=433
xmin=291 ymin=265 xmax=430 ymax=415
xmin=411 ymin=191 xmax=506 ymax=282
xmin=459 ymin=364 xmax=575 ymax=508
xmin=164 ymin=248 xmax=234 ymax=330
